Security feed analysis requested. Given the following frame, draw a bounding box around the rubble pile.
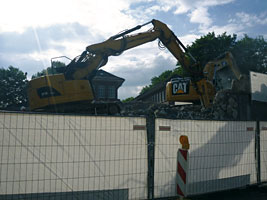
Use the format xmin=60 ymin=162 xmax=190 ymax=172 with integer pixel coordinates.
xmin=212 ymin=90 xmax=239 ymax=120
xmin=121 ymin=90 xmax=240 ymax=120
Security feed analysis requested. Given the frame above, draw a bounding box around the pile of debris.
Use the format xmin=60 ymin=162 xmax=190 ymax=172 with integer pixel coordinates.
xmin=120 ymin=74 xmax=254 ymax=120
xmin=211 ymin=90 xmax=239 ymax=120
xmin=121 ymin=90 xmax=241 ymax=120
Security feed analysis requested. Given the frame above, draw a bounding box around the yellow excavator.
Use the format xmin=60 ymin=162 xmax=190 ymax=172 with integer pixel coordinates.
xmin=27 ymin=19 xmax=241 ymax=113
xmin=166 ymin=51 xmax=241 ymax=106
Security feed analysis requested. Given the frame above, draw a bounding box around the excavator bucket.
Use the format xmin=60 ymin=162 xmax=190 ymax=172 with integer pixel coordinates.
xmin=203 ymin=52 xmax=241 ymax=91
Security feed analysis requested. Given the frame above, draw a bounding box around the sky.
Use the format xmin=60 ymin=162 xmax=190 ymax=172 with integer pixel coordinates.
xmin=0 ymin=0 xmax=266 ymax=100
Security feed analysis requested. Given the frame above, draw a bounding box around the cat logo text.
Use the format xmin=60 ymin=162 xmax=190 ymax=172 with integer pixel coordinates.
xmin=172 ymin=80 xmax=190 ymax=95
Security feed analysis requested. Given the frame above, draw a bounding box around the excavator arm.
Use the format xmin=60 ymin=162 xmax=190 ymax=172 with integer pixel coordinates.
xmin=64 ymin=19 xmax=200 ymax=81
xmin=28 ymin=19 xmax=220 ymax=112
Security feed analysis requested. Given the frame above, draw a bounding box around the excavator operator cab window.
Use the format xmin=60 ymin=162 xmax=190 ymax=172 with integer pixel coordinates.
xmin=50 ymin=56 xmax=72 ymax=75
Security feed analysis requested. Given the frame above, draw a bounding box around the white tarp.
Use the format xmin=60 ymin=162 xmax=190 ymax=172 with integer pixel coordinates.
xmin=250 ymin=71 xmax=267 ymax=102
xmin=0 ymin=112 xmax=147 ymax=200
xmin=260 ymin=121 xmax=267 ymax=182
xmin=154 ymin=119 xmax=257 ymax=198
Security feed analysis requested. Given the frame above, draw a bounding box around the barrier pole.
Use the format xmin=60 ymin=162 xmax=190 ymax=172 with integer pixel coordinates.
xmin=177 ymin=135 xmax=190 ymax=199
xmin=146 ymin=116 xmax=155 ymax=199
xmin=256 ymin=121 xmax=261 ymax=185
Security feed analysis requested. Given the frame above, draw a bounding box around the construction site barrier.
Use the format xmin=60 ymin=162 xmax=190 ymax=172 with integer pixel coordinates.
xmin=0 ymin=112 xmax=148 ymax=200
xmin=154 ymin=119 xmax=257 ymax=198
xmin=0 ymin=111 xmax=266 ymax=199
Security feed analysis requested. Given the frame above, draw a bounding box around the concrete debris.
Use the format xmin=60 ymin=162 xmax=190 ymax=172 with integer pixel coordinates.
xmin=231 ymin=75 xmax=250 ymax=94
xmin=121 ymin=89 xmax=242 ymax=120
xmin=212 ymin=90 xmax=239 ymax=120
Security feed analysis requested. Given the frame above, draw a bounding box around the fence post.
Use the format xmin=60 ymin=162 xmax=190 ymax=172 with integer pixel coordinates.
xmin=256 ymin=121 xmax=261 ymax=185
xmin=146 ymin=115 xmax=155 ymax=199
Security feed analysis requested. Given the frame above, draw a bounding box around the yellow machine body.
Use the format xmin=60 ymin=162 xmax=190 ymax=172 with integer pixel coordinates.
xmin=166 ymin=51 xmax=240 ymax=107
xmin=28 ymin=74 xmax=94 ymax=111
xmin=166 ymin=78 xmax=216 ymax=106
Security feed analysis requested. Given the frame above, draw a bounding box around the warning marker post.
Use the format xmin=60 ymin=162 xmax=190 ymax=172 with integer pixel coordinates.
xmin=176 ymin=135 xmax=190 ymax=199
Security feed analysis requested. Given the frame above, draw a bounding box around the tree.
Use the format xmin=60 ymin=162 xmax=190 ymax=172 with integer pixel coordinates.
xmin=173 ymin=65 xmax=191 ymax=77
xmin=187 ymin=32 xmax=267 ymax=74
xmin=0 ymin=66 xmax=28 ymax=109
xmin=151 ymin=70 xmax=173 ymax=85
xmin=187 ymin=32 xmax=237 ymax=69
xmin=32 ymin=61 xmax=66 ymax=79
xmin=140 ymin=85 xmax=152 ymax=95
xmin=139 ymin=69 xmax=181 ymax=95
xmin=232 ymin=35 xmax=267 ymax=74
xmin=122 ymin=97 xmax=134 ymax=103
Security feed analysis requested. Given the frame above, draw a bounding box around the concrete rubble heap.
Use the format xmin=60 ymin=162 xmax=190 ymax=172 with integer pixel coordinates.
xmin=212 ymin=90 xmax=239 ymax=120
xmin=121 ymin=90 xmax=240 ymax=120
xmin=120 ymin=75 xmax=253 ymax=120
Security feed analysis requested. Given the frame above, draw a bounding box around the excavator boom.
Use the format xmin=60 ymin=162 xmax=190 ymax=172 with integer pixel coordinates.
xmin=64 ymin=19 xmax=199 ymax=81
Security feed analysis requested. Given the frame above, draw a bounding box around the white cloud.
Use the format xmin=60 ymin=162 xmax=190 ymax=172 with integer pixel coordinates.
xmin=153 ymin=0 xmax=191 ymax=14
xmin=114 ymin=52 xmax=177 ymax=99
xmin=100 ymin=42 xmax=177 ymax=99
xmin=103 ymin=44 xmax=172 ymax=74
xmin=118 ymin=86 xmax=142 ymax=99
xmin=0 ymin=0 xmax=144 ymax=77
xmin=144 ymin=5 xmax=162 ymax=16
xmin=199 ymin=23 xmax=245 ymax=35
xmin=216 ymin=11 xmax=267 ymax=37
xmin=155 ymin=0 xmax=235 ymax=29
xmin=198 ymin=0 xmax=234 ymax=7
xmin=188 ymin=7 xmax=212 ymax=28
xmin=236 ymin=12 xmax=267 ymax=27
xmin=50 ymin=40 xmax=88 ymax=59
xmin=180 ymin=34 xmax=200 ymax=45
xmin=0 ymin=0 xmax=137 ymax=35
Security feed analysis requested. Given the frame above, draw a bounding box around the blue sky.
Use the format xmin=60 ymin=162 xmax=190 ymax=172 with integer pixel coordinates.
xmin=0 ymin=0 xmax=266 ymax=99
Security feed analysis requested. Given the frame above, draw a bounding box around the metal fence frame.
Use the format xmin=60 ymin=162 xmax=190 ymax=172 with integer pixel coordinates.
xmin=0 ymin=111 xmax=266 ymax=199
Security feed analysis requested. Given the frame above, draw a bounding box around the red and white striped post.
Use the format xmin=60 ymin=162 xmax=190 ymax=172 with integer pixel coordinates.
xmin=176 ymin=135 xmax=190 ymax=198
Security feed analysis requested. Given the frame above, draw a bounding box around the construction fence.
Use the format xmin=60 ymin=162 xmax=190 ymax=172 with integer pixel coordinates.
xmin=0 ymin=111 xmax=266 ymax=199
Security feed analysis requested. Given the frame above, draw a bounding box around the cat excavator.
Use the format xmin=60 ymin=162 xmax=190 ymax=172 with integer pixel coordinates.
xmin=166 ymin=51 xmax=242 ymax=106
xmin=27 ymin=19 xmax=241 ymax=113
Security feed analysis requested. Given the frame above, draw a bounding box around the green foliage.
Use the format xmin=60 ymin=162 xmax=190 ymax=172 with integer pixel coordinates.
xmin=32 ymin=61 xmax=66 ymax=79
xmin=151 ymin=70 xmax=172 ymax=85
xmin=140 ymin=85 xmax=152 ymax=95
xmin=232 ymin=35 xmax=267 ymax=74
xmin=0 ymin=66 xmax=28 ymax=109
xmin=122 ymin=97 xmax=134 ymax=103
xmin=173 ymin=65 xmax=190 ymax=77
xmin=139 ymin=68 xmax=182 ymax=95
xmin=187 ymin=32 xmax=266 ymax=74
xmin=187 ymin=32 xmax=237 ymax=68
